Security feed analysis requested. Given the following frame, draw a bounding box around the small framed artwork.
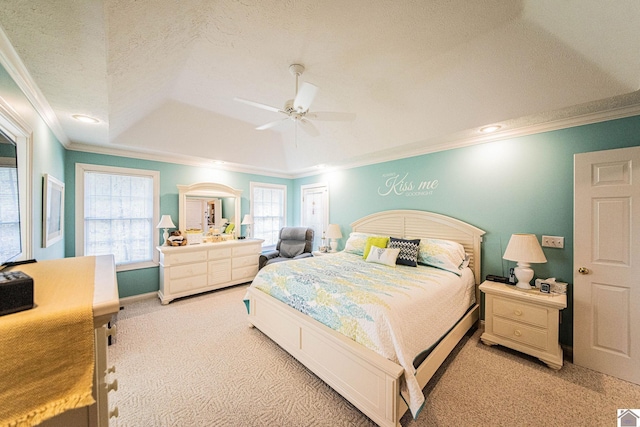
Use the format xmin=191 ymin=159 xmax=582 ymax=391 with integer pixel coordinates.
xmin=43 ymin=173 xmax=64 ymax=247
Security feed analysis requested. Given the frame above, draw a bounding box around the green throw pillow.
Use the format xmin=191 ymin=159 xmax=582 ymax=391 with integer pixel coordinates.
xmin=363 ymin=236 xmax=389 ymax=259
xmin=225 ymin=223 xmax=235 ymax=234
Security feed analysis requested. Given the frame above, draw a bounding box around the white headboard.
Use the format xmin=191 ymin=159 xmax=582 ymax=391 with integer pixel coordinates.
xmin=351 ymin=210 xmax=485 ymax=285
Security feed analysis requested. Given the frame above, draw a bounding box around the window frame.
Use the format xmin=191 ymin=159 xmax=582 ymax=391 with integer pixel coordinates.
xmin=75 ymin=163 xmax=160 ymax=272
xmin=250 ymin=181 xmax=287 ymax=251
xmin=0 ymin=99 xmax=32 ymax=262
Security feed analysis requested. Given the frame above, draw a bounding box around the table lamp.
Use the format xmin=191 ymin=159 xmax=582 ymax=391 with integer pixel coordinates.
xmin=241 ymin=214 xmax=253 ymax=238
xmin=503 ymin=233 xmax=547 ymax=290
xmin=326 ymin=224 xmax=342 ymax=252
xmin=156 ymin=215 xmax=176 ymax=246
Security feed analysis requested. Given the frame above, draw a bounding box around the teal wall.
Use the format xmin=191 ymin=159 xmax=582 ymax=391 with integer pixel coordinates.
xmin=64 ymin=150 xmax=292 ymax=298
xmin=0 ymin=63 xmax=66 ymax=261
xmin=4 ymin=55 xmax=640 ymax=346
xmin=294 ymin=115 xmax=640 ymax=346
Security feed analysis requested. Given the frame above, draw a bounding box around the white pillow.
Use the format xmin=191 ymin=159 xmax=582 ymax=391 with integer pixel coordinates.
xmin=365 ymin=245 xmax=400 ymax=267
xmin=344 ymin=232 xmax=385 ymax=256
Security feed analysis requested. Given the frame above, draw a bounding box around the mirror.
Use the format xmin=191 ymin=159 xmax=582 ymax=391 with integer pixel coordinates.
xmin=177 ymin=183 xmax=242 ymax=237
xmin=0 ymin=130 xmax=21 ymax=263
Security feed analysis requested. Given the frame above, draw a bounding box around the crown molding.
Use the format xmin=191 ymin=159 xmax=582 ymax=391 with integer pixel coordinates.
xmin=290 ymin=101 xmax=640 ymax=179
xmin=0 ymin=25 xmax=70 ymax=147
xmin=66 ymin=141 xmax=296 ymax=180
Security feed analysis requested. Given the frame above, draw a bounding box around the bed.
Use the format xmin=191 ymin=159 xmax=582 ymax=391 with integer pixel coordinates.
xmin=245 ymin=210 xmax=485 ymax=426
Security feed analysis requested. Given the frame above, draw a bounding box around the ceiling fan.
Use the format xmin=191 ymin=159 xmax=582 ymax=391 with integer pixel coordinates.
xmin=234 ymin=64 xmax=355 ymax=143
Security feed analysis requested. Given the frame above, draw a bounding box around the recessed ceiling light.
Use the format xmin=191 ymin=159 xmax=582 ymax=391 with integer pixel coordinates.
xmin=72 ymin=114 xmax=99 ymax=124
xmin=479 ymin=125 xmax=501 ymax=134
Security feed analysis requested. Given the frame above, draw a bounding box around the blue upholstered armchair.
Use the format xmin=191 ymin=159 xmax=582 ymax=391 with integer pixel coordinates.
xmin=259 ymin=227 xmax=314 ymax=269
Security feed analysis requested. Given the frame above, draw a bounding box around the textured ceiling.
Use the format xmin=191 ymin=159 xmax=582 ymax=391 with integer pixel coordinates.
xmin=1 ymin=0 xmax=639 ymax=176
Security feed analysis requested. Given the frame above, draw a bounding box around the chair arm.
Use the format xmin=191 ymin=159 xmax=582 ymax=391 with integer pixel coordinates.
xmin=293 ymin=253 xmax=313 ymax=260
xmin=259 ymin=250 xmax=280 ymax=270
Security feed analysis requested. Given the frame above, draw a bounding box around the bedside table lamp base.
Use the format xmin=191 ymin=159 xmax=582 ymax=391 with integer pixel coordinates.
xmin=514 ymin=262 xmax=534 ymax=290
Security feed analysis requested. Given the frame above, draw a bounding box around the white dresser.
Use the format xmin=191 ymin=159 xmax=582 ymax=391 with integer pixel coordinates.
xmin=157 ymin=239 xmax=263 ymax=304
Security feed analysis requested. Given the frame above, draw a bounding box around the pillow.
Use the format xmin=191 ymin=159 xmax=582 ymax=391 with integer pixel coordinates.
xmin=224 ymin=223 xmax=235 ymax=234
xmin=365 ymin=245 xmax=400 ymax=267
xmin=388 ymin=237 xmax=420 ymax=267
xmin=417 ymin=238 xmax=466 ymax=275
xmin=363 ymin=236 xmax=389 ymax=259
xmin=344 ymin=232 xmax=382 ymax=255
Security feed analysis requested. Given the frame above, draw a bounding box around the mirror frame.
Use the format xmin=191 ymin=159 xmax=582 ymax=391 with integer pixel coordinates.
xmin=177 ymin=182 xmax=242 ymax=235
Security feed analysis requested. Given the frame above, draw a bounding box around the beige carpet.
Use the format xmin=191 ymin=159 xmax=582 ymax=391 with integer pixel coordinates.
xmin=109 ymin=285 xmax=640 ymax=426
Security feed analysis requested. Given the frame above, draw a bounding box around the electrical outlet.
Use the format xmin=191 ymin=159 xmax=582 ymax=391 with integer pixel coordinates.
xmin=542 ymin=235 xmax=564 ymax=248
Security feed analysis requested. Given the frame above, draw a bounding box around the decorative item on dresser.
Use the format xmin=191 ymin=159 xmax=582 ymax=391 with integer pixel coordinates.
xmin=480 ymin=280 xmax=567 ymax=369
xmin=157 ymin=239 xmax=264 ymax=304
xmin=156 ymin=214 xmax=176 ymax=246
xmin=241 ymin=214 xmax=253 ymax=238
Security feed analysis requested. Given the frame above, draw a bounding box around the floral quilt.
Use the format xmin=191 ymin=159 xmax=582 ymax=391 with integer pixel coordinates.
xmin=246 ymin=251 xmax=475 ymax=418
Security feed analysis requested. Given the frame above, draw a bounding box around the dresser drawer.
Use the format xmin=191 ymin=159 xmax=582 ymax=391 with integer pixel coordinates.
xmin=232 ymin=265 xmax=258 ymax=281
xmin=170 ymin=274 xmax=208 ymax=294
xmin=493 ymin=297 xmax=548 ymax=328
xmin=209 ymin=259 xmax=232 ymax=285
xmin=493 ymin=317 xmax=548 ymax=350
xmin=169 ymin=262 xmax=207 ymax=280
xmin=232 ymin=254 xmax=258 ymax=269
xmin=208 ymin=247 xmax=232 ymax=260
xmin=165 ymin=250 xmax=207 ymax=265
xmin=232 ymin=244 xmax=260 ymax=257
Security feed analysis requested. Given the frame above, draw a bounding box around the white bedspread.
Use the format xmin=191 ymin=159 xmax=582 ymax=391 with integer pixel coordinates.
xmin=247 ymin=251 xmax=475 ymax=418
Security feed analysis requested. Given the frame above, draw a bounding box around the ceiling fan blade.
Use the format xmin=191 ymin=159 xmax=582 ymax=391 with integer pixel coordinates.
xmin=297 ymin=118 xmax=320 ymax=137
xmin=306 ymin=111 xmax=356 ymax=121
xmin=234 ymin=97 xmax=283 ymax=114
xmin=256 ymin=117 xmax=290 ymax=130
xmin=293 ymin=82 xmax=319 ymax=112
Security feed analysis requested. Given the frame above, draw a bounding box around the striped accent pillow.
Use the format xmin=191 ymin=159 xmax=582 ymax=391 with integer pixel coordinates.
xmin=388 ymin=237 xmax=420 ymax=267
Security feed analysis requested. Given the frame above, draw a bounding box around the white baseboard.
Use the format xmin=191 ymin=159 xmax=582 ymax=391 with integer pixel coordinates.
xmin=119 ymin=291 xmax=157 ymax=306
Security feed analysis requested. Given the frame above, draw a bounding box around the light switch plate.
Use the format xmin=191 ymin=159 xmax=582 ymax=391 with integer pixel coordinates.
xmin=542 ymin=235 xmax=564 ymax=248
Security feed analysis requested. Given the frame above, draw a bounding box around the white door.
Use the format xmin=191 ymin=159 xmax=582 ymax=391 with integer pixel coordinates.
xmin=574 ymin=146 xmax=640 ymax=384
xmin=301 ymin=184 xmax=328 ymax=251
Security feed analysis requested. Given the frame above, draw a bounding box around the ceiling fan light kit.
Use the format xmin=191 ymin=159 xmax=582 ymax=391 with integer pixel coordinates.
xmin=234 ymin=63 xmax=355 ymax=144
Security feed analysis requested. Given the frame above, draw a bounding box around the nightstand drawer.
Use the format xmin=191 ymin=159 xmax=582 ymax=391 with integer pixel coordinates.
xmin=493 ymin=297 xmax=548 ymax=328
xmin=493 ymin=317 xmax=548 ymax=350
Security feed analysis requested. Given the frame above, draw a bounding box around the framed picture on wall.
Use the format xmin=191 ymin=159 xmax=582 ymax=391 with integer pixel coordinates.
xmin=43 ymin=173 xmax=64 ymax=248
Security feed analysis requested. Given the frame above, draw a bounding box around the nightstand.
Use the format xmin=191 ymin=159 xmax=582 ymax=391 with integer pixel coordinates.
xmin=480 ymin=280 xmax=567 ymax=369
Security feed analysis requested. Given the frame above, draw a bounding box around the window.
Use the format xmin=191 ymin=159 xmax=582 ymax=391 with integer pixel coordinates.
xmin=250 ymin=182 xmax=286 ymax=249
xmin=0 ymin=99 xmax=32 ymax=262
xmin=0 ymin=159 xmax=20 ymax=262
xmin=76 ymin=164 xmax=159 ymax=271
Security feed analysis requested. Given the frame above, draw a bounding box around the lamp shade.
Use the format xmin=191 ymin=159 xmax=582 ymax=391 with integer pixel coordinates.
xmin=503 ymin=234 xmax=547 ymax=263
xmin=326 ymin=224 xmax=342 ymax=239
xmin=241 ymin=214 xmax=253 ymax=225
xmin=156 ymin=215 xmax=175 ymax=229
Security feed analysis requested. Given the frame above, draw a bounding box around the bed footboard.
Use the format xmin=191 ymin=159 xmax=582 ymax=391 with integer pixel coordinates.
xmin=247 ymin=287 xmax=405 ymax=427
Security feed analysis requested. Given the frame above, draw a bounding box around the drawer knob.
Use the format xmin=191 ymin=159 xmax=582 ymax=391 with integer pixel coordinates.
xmin=107 ymin=379 xmax=118 ymax=393
xmin=514 ymin=330 xmax=522 ymax=337
xmin=109 ymin=407 xmax=119 ymax=419
xmin=514 ymin=309 xmax=523 ymax=316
